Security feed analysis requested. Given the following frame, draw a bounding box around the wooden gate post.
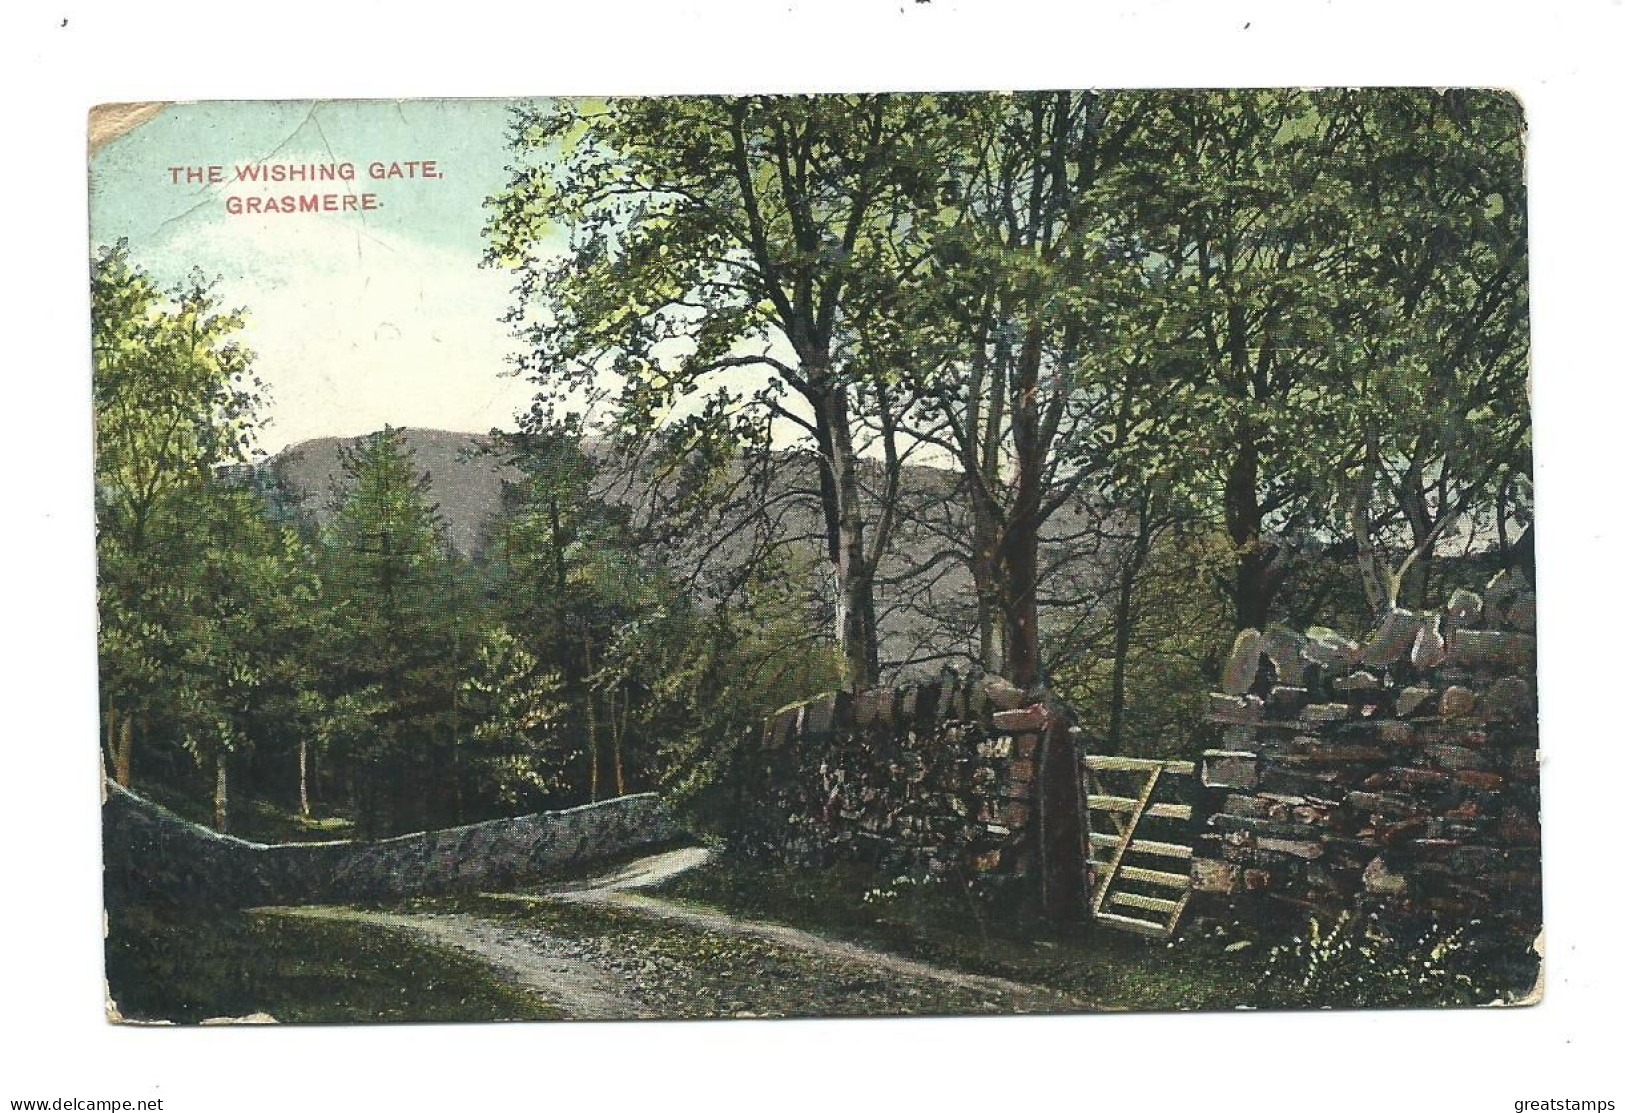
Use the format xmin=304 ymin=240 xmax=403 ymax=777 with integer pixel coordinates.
xmin=1036 ymin=709 xmax=1090 ymax=923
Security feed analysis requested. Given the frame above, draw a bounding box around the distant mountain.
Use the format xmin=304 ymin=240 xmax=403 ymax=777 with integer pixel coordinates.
xmin=264 ymin=428 xmax=516 ymax=557
xmin=253 ymin=426 xmax=1530 ymax=683
xmin=259 ymin=426 xmax=1113 ymax=679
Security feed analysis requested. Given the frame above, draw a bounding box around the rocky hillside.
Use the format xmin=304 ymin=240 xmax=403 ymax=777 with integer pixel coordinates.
xmin=258 ymin=427 xmax=1115 ymax=679
xmin=264 ymin=429 xmax=516 ymax=557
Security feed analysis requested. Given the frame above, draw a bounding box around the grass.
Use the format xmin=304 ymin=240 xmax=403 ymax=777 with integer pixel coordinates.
xmin=656 ymin=855 xmax=1263 ymax=1011
xmin=132 ymin=778 xmax=356 ymax=844
xmin=105 ymin=903 xmax=559 ymax=1024
xmin=101 ymin=841 xmax=1538 ymax=1022
xmin=654 ymin=854 xmax=1534 ymax=1012
xmin=235 ymin=798 xmax=357 ymax=843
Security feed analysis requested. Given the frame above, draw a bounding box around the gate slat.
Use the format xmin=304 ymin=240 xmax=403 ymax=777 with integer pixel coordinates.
xmin=1089 ymin=765 xmax=1161 ymax=917
xmin=1117 ymin=864 xmax=1190 ymax=890
xmin=1087 ymin=799 xmax=1192 ymax=821
xmin=1110 ymin=891 xmax=1183 ymax=915
xmin=1089 ymin=832 xmax=1192 ymax=859
xmin=1086 ymin=757 xmax=1196 ymax=775
xmin=1085 ymin=757 xmax=1198 ymax=939
xmin=1095 ymin=911 xmax=1169 ymax=936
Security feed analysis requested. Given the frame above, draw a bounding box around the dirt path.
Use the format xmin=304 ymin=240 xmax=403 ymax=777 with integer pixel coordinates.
xmin=512 ymin=847 xmax=1050 ymax=1002
xmin=259 ymin=847 xmax=1074 ymax=1020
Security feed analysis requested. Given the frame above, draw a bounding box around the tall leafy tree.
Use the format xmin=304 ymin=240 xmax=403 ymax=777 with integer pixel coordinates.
xmin=485 ymin=420 xmax=625 ymax=800
xmin=486 ymin=95 xmax=964 ymax=689
xmin=169 ymin=482 xmax=321 ymax=831
xmin=875 ymin=91 xmax=1168 ymax=686
xmin=319 ymin=426 xmax=464 ymax=834
xmin=93 ymin=244 xmax=262 ymax=789
xmin=458 ymin=626 xmax=574 ymax=809
xmin=1106 ymin=91 xmax=1375 ymax=630
xmin=1331 ymin=89 xmax=1530 ymax=613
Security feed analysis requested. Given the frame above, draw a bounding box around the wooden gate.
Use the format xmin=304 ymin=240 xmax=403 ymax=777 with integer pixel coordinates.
xmin=1085 ymin=756 xmax=1195 ymax=938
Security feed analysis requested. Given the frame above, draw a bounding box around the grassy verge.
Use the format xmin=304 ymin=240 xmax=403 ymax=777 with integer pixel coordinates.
xmin=658 ymin=857 xmax=1259 ymax=1011
xmin=131 ymin=778 xmax=356 ymax=844
xmin=105 ymin=903 xmax=558 ymax=1024
xmin=236 ymin=799 xmax=357 ymax=843
xmin=654 ymin=855 xmax=1533 ymax=1011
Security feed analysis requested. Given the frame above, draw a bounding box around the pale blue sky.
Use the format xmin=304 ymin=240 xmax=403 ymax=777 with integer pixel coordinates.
xmin=90 ymin=99 xmax=548 ymax=453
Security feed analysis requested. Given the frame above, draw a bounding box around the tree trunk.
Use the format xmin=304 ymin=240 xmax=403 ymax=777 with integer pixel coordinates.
xmin=1403 ymin=553 xmax=1435 ymax=611
xmin=1397 ymin=469 xmax=1439 ymax=611
xmin=1001 ymin=320 xmax=1048 ymax=691
xmin=417 ymin=734 xmax=434 ymax=833
xmin=1225 ymin=436 xmax=1276 ymax=630
xmin=115 ymin=714 xmax=134 ymax=788
xmin=975 ymin=569 xmax=1002 ymax=676
xmin=818 ymin=375 xmax=881 ymax=691
xmin=298 ymin=738 xmax=310 ymax=818
xmin=840 ymin=565 xmax=881 ymax=692
xmin=1000 ymin=515 xmax=1043 ymax=690
xmin=1510 ymin=519 xmax=1536 ymax=582
xmin=1233 ymin=546 xmax=1276 ymax=632
xmin=971 ymin=313 xmax=1009 ymax=678
xmin=612 ymin=686 xmax=627 ymax=798
xmin=1348 ymin=432 xmax=1395 ymax=617
xmin=1104 ymin=502 xmax=1155 ymax=755
xmin=382 ymin=752 xmax=406 ymax=837
xmin=214 ymin=754 xmax=230 ymax=834
xmin=971 ymin=505 xmax=1005 ymax=676
xmin=451 ymin=737 xmax=464 ymax=826
xmin=350 ymin=767 xmax=369 ymax=837
xmin=584 ymin=630 xmax=599 ymax=803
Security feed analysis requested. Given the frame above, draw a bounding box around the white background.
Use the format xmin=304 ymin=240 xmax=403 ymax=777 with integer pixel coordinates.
xmin=2 ymin=2 xmax=1621 ymax=1110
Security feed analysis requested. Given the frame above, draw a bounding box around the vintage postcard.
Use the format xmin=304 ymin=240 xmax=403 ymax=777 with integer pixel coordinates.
xmin=91 ymin=93 xmax=1539 ymax=1023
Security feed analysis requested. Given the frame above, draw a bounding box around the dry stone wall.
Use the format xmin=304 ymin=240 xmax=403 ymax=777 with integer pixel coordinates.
xmin=103 ymin=781 xmax=687 ymax=910
xmin=1192 ymin=568 xmax=1540 ymax=929
xmin=748 ymin=674 xmax=1088 ymax=910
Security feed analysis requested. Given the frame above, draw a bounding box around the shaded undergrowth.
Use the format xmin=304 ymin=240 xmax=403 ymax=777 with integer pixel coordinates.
xmin=104 ymin=903 xmax=558 ymax=1024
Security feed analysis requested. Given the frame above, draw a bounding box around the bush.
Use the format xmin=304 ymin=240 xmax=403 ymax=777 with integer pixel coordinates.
xmin=1249 ymin=910 xmax=1535 ymax=1009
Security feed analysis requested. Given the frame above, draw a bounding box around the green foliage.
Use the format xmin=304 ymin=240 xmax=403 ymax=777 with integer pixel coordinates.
xmin=1250 ymin=911 xmax=1531 ymax=1009
xmin=488 ymin=90 xmax=1531 ymax=690
xmin=93 ymin=242 xmax=261 ymax=547
xmin=662 ymin=854 xmax=1267 ymax=1011
xmin=488 ymin=418 xmax=842 ymax=823
xmin=1051 ymin=525 xmax=1233 ymax=756
xmin=487 ymin=95 xmax=979 ymax=687
xmin=314 ymin=427 xmax=477 ymax=833
xmin=167 ymin=485 xmax=321 ymax=768
xmin=1329 ymin=91 xmax=1530 ymax=611
xmin=105 ymin=905 xmax=558 ymax=1023
xmin=94 ymin=89 xmax=1534 ymax=856
xmin=485 ymin=94 xmax=961 ymax=411
xmin=94 ymin=246 xmax=320 ymax=825
xmin=626 ymin=581 xmax=843 ymax=819
xmin=458 ymin=627 xmax=574 ymax=805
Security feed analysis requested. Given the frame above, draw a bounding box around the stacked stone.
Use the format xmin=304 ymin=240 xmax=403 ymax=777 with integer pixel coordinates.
xmin=102 ymin=782 xmax=688 ymax=909
xmin=1191 ymin=569 xmax=1540 ymax=929
xmin=753 ymin=674 xmax=1059 ymax=884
